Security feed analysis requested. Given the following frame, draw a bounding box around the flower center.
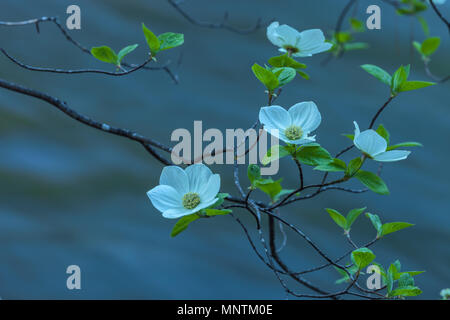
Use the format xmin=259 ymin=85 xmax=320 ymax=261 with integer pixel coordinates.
xmin=284 ymin=46 xmax=299 ymax=54
xmin=182 ymin=192 xmax=201 ymax=210
xmin=284 ymin=125 xmax=303 ymax=140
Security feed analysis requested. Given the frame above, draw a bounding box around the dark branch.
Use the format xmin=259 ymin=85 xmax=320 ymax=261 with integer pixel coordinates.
xmin=0 ymin=78 xmax=173 ymax=165
xmin=429 ymin=0 xmax=450 ymax=33
xmin=1 ymin=48 xmax=153 ymax=76
xmin=168 ymin=0 xmax=272 ymax=34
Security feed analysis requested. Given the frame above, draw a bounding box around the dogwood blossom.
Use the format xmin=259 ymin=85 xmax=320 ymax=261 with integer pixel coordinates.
xmin=259 ymin=101 xmax=321 ymax=145
xmin=147 ymin=164 xmax=220 ymax=219
xmin=353 ymin=121 xmax=410 ymax=162
xmin=266 ymin=21 xmax=332 ymax=57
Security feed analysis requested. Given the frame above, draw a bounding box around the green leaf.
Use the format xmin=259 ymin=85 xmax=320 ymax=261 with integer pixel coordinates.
xmin=251 ymin=63 xmax=279 ymax=91
xmin=91 ymin=46 xmax=118 ymax=65
xmin=421 ymin=37 xmax=440 ymax=56
xmin=247 ymin=164 xmax=261 ymax=185
xmin=398 ymin=273 xmax=415 ymax=287
xmin=272 ymin=67 xmax=296 ymax=86
xmin=295 ymin=145 xmax=332 ymax=166
xmin=273 ymin=189 xmax=295 ymax=203
xmin=351 ymin=248 xmax=376 ymax=270
xmin=399 ymin=81 xmax=435 ymax=92
xmin=334 ymin=265 xmax=358 ymax=284
xmin=355 ymin=170 xmax=389 ymax=195
xmin=343 ymin=133 xmax=354 ymax=141
xmin=254 ymin=178 xmax=283 ymax=202
xmin=387 ymin=141 xmax=423 ymax=150
xmin=412 ymin=41 xmax=423 ymax=55
xmin=380 ymin=222 xmax=414 ymax=237
xmin=117 ymin=44 xmax=138 ymax=64
xmin=261 ymin=145 xmax=290 ymax=165
xmin=386 ymin=268 xmax=394 ymax=293
xmin=346 ymin=157 xmax=362 ymax=177
xmin=395 ymin=270 xmax=425 ymax=280
xmin=376 ymin=124 xmax=390 ymax=144
xmin=171 ymin=214 xmax=200 ymax=237
xmin=314 ymin=158 xmax=346 ymax=172
xmin=390 ymin=286 xmax=422 ymax=297
xmin=158 ymin=32 xmax=184 ymax=51
xmin=346 ymin=207 xmax=366 ymax=230
xmin=350 ymin=18 xmax=365 ymax=32
xmin=388 ymin=261 xmax=401 ymax=278
xmin=366 ymin=213 xmax=383 ymax=235
xmin=336 ymin=32 xmax=352 ymax=43
xmin=142 ymin=23 xmax=160 ymax=55
xmin=296 ymin=70 xmax=310 ymax=80
xmin=361 ymin=64 xmax=392 ymax=86
xmin=326 ymin=208 xmax=347 ymax=230
xmin=204 ymin=209 xmax=232 ymax=216
xmin=392 ymin=65 xmax=408 ymax=94
xmin=210 ymin=193 xmax=229 ymax=208
xmin=268 ymin=54 xmax=306 ymax=69
xmin=416 ymin=16 xmax=429 ymax=36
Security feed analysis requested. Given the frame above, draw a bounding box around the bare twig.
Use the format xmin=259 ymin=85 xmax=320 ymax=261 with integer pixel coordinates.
xmin=0 ymin=78 xmax=173 ymax=165
xmin=429 ymin=0 xmax=450 ymax=33
xmin=167 ymin=0 xmax=272 ymax=35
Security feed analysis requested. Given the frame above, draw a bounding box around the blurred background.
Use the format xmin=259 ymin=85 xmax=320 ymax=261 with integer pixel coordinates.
xmin=0 ymin=0 xmax=448 ymax=299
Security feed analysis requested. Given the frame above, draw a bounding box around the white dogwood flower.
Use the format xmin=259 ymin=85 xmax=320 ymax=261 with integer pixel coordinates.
xmin=259 ymin=101 xmax=321 ymax=145
xmin=353 ymin=121 xmax=410 ymax=162
xmin=147 ymin=164 xmax=220 ymax=219
xmin=267 ymin=21 xmax=332 ymax=57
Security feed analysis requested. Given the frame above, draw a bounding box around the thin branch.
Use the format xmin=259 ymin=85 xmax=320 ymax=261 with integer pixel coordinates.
xmin=167 ymin=0 xmax=272 ymax=35
xmin=0 ymin=78 xmax=173 ymax=165
xmin=1 ymin=48 xmax=152 ymax=76
xmin=429 ymin=0 xmax=450 ymax=33
xmin=424 ymin=60 xmax=450 ymax=83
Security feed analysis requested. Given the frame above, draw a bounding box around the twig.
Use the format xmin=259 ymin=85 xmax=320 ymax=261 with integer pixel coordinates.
xmin=167 ymin=0 xmax=272 ymax=35
xmin=1 ymin=48 xmax=152 ymax=76
xmin=0 ymin=78 xmax=173 ymax=165
xmin=429 ymin=0 xmax=450 ymax=33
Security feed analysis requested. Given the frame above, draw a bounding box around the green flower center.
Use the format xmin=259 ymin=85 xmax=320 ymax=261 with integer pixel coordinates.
xmin=284 ymin=125 xmax=303 ymax=140
xmin=182 ymin=192 xmax=201 ymax=210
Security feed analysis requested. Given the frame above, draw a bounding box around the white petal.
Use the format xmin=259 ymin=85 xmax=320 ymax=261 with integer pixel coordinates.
xmin=185 ymin=163 xmax=212 ymax=193
xmin=373 ymin=150 xmax=411 ymax=162
xmin=296 ymin=29 xmax=325 ymax=49
xmin=159 ymin=166 xmax=189 ymax=194
xmin=163 ymin=197 xmax=218 ymax=219
xmin=259 ymin=106 xmax=291 ymax=132
xmin=264 ymin=127 xmax=282 ymax=142
xmin=267 ymin=21 xmax=284 ymax=47
xmin=162 ymin=207 xmax=193 ymax=219
xmin=147 ymin=185 xmax=181 ymax=213
xmin=274 ymin=24 xmax=301 ymax=47
xmin=288 ymin=101 xmax=321 ymax=132
xmin=353 ymin=121 xmax=361 ymax=138
xmin=196 ymin=197 xmax=220 ymax=212
xmin=354 ymin=130 xmax=387 ymax=157
xmin=295 ymin=42 xmax=332 ymax=57
xmin=198 ymin=174 xmax=221 ymax=202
